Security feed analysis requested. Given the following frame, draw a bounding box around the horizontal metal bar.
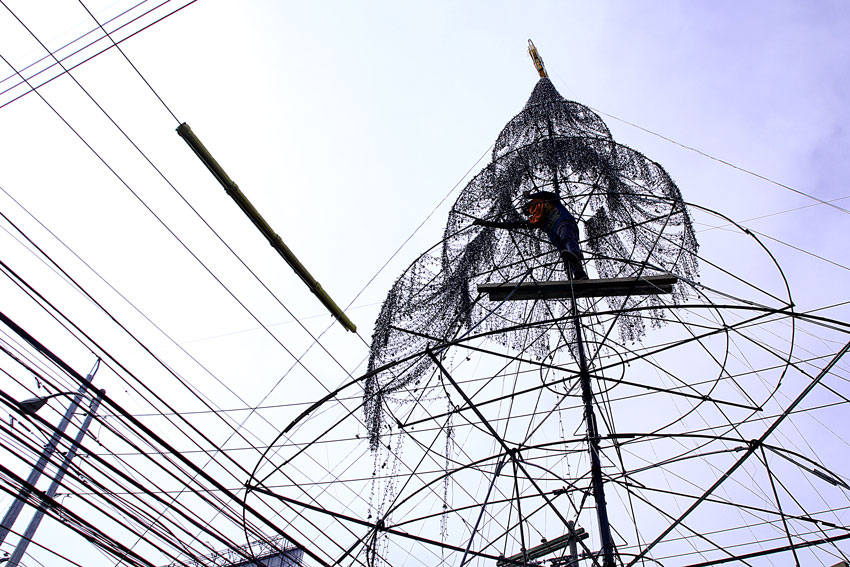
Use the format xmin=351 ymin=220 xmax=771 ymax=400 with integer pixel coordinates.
xmin=478 ymin=274 xmax=678 ymax=301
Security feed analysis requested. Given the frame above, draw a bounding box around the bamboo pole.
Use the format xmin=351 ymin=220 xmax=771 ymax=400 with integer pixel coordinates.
xmin=177 ymin=123 xmax=356 ymax=333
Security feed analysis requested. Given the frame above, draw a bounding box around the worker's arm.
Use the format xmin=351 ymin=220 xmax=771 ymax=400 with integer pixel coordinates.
xmin=472 ymin=218 xmax=530 ymax=230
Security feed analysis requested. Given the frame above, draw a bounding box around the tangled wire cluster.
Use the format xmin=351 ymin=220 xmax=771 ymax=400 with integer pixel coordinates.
xmin=364 ymin=78 xmax=699 ymax=449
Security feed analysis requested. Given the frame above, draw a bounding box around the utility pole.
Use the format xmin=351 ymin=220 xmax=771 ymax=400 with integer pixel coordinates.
xmin=0 ymin=360 xmax=98 ymax=547
xmin=7 ymin=388 xmax=104 ymax=566
xmin=567 ymin=520 xmax=580 ymax=565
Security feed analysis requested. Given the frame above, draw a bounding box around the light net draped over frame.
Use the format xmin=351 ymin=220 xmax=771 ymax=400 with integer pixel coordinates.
xmin=365 ymin=78 xmax=698 ymax=448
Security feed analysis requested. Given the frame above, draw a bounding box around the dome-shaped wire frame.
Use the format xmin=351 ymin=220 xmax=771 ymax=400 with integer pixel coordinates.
xmin=364 ymin=78 xmax=699 ymax=450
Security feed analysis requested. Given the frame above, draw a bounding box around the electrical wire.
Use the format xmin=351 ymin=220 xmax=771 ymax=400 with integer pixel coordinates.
xmin=0 ymin=3 xmax=380 ymax=553
xmin=1 ymin=21 xmax=848 ymax=567
xmin=0 ymin=0 xmax=198 ymax=111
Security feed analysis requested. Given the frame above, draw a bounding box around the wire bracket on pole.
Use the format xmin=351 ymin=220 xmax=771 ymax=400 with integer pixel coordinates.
xmin=176 ymin=122 xmax=356 ymax=333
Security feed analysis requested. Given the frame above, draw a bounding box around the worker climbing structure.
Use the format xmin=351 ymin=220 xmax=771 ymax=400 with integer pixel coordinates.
xmin=245 ymin=44 xmax=850 ymax=567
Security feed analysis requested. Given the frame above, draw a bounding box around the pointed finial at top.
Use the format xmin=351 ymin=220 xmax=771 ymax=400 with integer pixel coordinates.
xmin=528 ymin=39 xmax=548 ymax=78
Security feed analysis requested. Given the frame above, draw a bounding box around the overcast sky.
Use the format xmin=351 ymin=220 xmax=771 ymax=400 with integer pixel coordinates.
xmin=1 ymin=1 xmax=849 ymax=566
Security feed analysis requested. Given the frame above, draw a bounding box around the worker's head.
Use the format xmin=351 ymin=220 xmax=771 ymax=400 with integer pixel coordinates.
xmin=520 ymin=190 xmax=557 ymax=216
xmin=517 ymin=195 xmax=536 ymax=217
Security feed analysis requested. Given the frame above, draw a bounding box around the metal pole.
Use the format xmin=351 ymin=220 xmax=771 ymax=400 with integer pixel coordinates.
xmin=572 ymin=304 xmax=615 ymax=567
xmin=568 ymin=520 xmax=579 ymax=566
xmin=0 ymin=361 xmax=98 ymax=547
xmin=459 ymin=459 xmax=505 ymax=567
xmin=7 ymin=388 xmax=104 ymax=566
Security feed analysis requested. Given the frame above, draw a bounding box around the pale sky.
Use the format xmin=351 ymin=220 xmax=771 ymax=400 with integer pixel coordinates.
xmin=1 ymin=1 xmax=849 ymax=566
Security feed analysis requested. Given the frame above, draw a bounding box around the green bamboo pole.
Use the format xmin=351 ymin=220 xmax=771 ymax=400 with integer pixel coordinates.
xmin=177 ymin=123 xmax=356 ymax=333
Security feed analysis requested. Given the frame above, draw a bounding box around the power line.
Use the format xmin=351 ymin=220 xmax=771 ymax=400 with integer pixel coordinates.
xmin=77 ymin=0 xmax=180 ymax=123
xmin=583 ymin=104 xmax=850 ymax=217
xmin=548 ymin=72 xmax=850 ymax=218
xmin=0 ymin=0 xmax=151 ymax=90
xmin=0 ymin=0 xmax=198 ymax=111
xmin=0 ymin=309 xmax=333 ymax=566
xmin=0 ymin=9 xmax=342 ymax=470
